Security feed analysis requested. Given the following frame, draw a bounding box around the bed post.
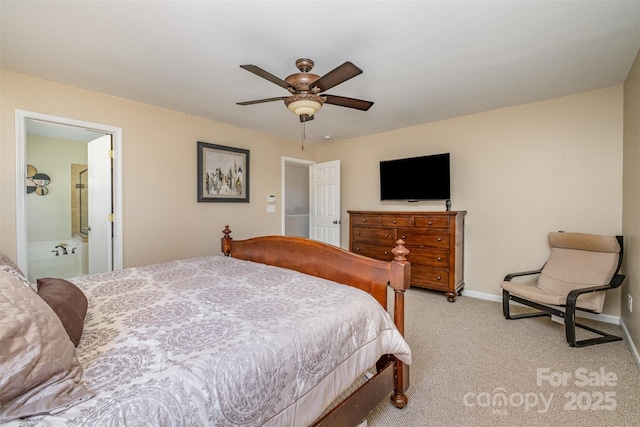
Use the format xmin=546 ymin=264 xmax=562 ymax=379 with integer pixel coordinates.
xmin=390 ymin=239 xmax=410 ymax=335
xmin=221 ymin=225 xmax=232 ymax=256
xmin=390 ymin=239 xmax=410 ymax=408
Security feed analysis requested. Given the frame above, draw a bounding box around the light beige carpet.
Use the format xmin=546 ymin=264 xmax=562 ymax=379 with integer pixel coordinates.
xmin=367 ymin=288 xmax=640 ymax=426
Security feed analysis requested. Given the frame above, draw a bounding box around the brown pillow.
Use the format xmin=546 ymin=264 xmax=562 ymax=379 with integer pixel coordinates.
xmin=37 ymin=278 xmax=88 ymax=347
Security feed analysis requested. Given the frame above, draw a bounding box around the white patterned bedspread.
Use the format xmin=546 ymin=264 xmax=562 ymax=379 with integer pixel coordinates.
xmin=10 ymin=255 xmax=411 ymax=427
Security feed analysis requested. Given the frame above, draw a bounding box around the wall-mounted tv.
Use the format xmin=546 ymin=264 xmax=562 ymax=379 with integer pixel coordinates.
xmin=380 ymin=153 xmax=450 ymax=201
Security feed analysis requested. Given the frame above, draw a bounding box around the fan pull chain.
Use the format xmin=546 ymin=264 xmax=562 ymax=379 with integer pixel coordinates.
xmin=301 ymin=121 xmax=306 ymax=151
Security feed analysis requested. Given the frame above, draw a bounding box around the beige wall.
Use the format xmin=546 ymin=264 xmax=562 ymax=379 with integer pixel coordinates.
xmin=1 ymin=71 xmax=315 ymax=268
xmin=316 ymin=87 xmax=624 ymax=315
xmin=0 ymin=70 xmax=627 ymax=319
xmin=622 ymin=49 xmax=640 ymax=357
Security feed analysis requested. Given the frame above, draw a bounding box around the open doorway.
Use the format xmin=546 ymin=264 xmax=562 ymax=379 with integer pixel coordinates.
xmin=281 ymin=157 xmax=342 ymax=247
xmin=15 ymin=110 xmax=123 ymax=280
xmin=282 ymin=157 xmax=313 ymax=238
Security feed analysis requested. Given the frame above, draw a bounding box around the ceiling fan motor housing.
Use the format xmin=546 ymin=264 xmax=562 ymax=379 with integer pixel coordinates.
xmin=285 ymin=58 xmax=322 ymax=92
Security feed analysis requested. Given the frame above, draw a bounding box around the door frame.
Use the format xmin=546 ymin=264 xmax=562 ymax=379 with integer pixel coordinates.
xmin=15 ymin=110 xmax=123 ymax=275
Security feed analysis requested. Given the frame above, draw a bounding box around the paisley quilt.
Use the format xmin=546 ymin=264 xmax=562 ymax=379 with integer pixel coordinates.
xmin=7 ymin=255 xmax=411 ymax=427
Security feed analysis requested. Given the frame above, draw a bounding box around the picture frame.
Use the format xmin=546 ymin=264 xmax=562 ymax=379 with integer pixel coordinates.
xmin=197 ymin=142 xmax=249 ymax=203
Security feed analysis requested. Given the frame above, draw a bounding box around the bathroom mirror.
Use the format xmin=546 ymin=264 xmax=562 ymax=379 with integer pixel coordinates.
xmin=32 ymin=173 xmax=50 ymax=187
xmin=35 ymin=186 xmax=49 ymax=196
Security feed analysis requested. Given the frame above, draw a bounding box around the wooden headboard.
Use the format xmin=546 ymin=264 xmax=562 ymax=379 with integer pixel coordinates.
xmin=220 ymin=225 xmax=411 ymax=334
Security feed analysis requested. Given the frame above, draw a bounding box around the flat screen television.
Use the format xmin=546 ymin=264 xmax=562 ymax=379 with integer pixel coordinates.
xmin=380 ymin=153 xmax=450 ymax=201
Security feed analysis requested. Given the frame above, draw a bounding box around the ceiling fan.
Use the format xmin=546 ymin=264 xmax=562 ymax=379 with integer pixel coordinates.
xmin=236 ymin=58 xmax=374 ymax=122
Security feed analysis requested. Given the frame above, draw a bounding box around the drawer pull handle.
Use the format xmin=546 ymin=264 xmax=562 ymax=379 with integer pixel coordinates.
xmin=437 ymin=276 xmax=442 ymax=280
xmin=392 ymin=220 xmax=397 ymax=224
xmin=356 ymin=232 xmax=361 ymax=235
xmin=428 ymin=221 xmax=433 ymax=225
xmin=401 ymin=235 xmax=406 ymax=239
xmin=437 ymin=257 xmax=442 ymax=261
xmin=355 ymin=248 xmax=361 ymax=251
xmin=362 ymin=219 xmax=367 ymax=223
xmin=384 ymin=234 xmax=389 ymax=238
xmin=384 ymin=251 xmax=389 ymax=255
xmin=437 ymin=237 xmax=442 ymax=242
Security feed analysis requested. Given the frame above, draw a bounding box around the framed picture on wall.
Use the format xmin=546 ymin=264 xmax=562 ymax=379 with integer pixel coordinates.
xmin=197 ymin=142 xmax=250 ymax=203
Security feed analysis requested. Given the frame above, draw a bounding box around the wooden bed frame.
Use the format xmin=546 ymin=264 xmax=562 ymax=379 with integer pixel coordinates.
xmin=221 ymin=225 xmax=411 ymax=426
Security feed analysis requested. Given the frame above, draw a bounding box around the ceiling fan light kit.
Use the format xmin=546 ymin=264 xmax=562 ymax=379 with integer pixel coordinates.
xmin=285 ymin=94 xmax=324 ymax=119
xmin=237 ymin=58 xmax=373 ymax=124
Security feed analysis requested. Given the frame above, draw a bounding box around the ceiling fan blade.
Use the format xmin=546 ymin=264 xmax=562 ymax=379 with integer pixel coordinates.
xmin=312 ymin=62 xmax=363 ymax=92
xmin=236 ymin=97 xmax=287 ymax=106
xmin=240 ymin=65 xmax=292 ymax=90
xmin=322 ymin=94 xmax=374 ymax=111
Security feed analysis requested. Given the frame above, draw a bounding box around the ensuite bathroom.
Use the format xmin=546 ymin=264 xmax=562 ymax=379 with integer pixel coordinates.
xmin=25 ymin=128 xmax=94 ymax=283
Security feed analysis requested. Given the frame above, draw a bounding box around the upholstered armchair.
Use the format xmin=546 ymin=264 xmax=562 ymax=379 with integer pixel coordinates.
xmin=501 ymin=232 xmax=625 ymax=347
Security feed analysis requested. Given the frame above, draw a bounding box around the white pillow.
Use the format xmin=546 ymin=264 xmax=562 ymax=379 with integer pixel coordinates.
xmin=0 ymin=270 xmax=93 ymax=422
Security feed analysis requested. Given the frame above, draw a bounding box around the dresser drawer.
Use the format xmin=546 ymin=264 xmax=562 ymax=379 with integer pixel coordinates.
xmin=412 ymin=265 xmax=450 ymax=291
xmin=351 ymin=243 xmax=395 ymax=261
xmin=397 ymin=228 xmax=450 ymax=249
xmin=413 ymin=216 xmax=450 ymax=229
xmin=352 ymin=227 xmax=395 ymax=244
xmin=351 ymin=215 xmax=380 ymax=227
xmin=380 ymin=216 xmax=411 ymax=227
xmin=406 ymin=247 xmax=449 ymax=268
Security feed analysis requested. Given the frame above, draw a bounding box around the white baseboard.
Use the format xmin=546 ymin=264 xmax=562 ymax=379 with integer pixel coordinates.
xmin=463 ymin=289 xmax=621 ymax=325
xmin=620 ymin=319 xmax=640 ymax=369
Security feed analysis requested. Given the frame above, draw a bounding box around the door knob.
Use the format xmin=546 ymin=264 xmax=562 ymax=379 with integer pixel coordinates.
xmin=333 ymin=220 xmax=342 ymax=224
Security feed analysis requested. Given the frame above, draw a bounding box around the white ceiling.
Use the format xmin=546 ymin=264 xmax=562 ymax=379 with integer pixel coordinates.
xmin=2 ymin=1 xmax=639 ymax=144
xmin=26 ymin=120 xmax=105 ymax=142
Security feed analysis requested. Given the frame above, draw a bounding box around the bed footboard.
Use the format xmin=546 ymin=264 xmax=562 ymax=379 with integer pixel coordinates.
xmin=220 ymin=225 xmax=411 ymax=416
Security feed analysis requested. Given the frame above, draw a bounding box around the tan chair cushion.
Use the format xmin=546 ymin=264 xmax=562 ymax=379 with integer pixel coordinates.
xmin=548 ymin=232 xmax=620 ymax=253
xmin=501 ymin=280 xmax=566 ymax=306
xmin=537 ymin=247 xmax=618 ymax=312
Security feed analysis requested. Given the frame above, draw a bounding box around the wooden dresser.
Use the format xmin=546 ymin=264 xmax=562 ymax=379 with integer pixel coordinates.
xmin=348 ymin=210 xmax=466 ymax=302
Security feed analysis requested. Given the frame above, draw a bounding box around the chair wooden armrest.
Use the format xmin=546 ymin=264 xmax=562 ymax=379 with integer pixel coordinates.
xmin=566 ymin=274 xmax=626 ymax=308
xmin=503 ymin=269 xmax=542 ymax=281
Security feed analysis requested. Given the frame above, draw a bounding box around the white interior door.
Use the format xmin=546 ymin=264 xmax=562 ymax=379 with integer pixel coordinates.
xmin=88 ymin=135 xmax=112 ymax=274
xmin=309 ymin=160 xmax=341 ymax=246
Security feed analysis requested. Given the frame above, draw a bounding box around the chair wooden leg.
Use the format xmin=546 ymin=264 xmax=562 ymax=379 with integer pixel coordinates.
xmin=504 ymin=290 xmax=621 ymax=347
xmin=502 ymin=290 xmax=512 ymax=319
xmin=565 ymin=299 xmax=622 ymax=347
xmin=565 ymin=307 xmax=577 ymax=345
xmin=503 ymin=291 xmax=550 ymax=320
xmin=571 ymin=325 xmax=623 ymax=347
